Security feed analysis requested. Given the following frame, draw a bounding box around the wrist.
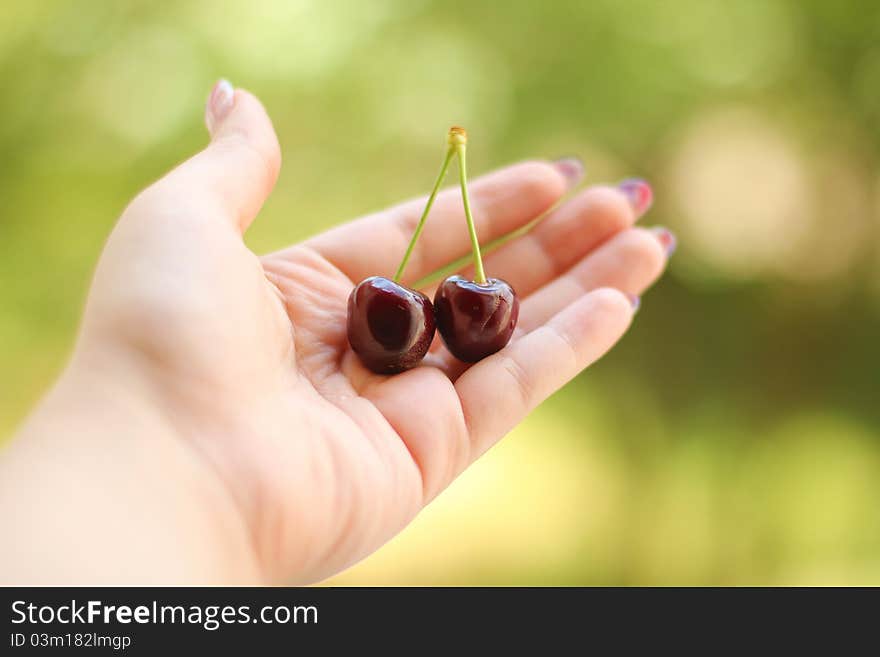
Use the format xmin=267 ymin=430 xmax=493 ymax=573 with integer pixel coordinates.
xmin=0 ymin=355 xmax=261 ymax=584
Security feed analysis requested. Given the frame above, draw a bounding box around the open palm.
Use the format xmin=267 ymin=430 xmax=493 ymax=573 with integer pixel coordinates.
xmin=79 ymin=85 xmax=667 ymax=583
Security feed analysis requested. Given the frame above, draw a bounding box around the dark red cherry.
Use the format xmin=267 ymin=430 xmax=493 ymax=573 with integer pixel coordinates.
xmin=434 ymin=275 xmax=519 ymax=363
xmin=347 ymin=276 xmax=435 ymax=374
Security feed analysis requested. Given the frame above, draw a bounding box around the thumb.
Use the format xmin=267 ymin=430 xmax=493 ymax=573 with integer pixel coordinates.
xmin=150 ymin=80 xmax=282 ymax=234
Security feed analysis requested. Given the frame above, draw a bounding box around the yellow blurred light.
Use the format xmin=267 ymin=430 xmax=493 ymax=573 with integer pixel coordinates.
xmin=669 ymin=107 xmax=811 ymax=278
xmin=630 ymin=443 xmax=716 ymax=584
xmin=326 ymin=406 xmax=622 ymax=585
xmin=758 ymin=414 xmax=880 ymax=555
xmin=669 ymin=107 xmax=873 ymax=282
xmin=790 ymin=153 xmax=873 ymax=282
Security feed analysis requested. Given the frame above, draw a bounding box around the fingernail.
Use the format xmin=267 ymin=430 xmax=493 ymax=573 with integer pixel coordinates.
xmin=618 ymin=178 xmax=653 ymax=217
xmin=206 ymin=79 xmax=234 ymax=134
xmin=552 ymin=157 xmax=585 ymax=188
xmin=627 ymin=294 xmax=641 ymax=313
xmin=650 ymin=226 xmax=677 ymax=257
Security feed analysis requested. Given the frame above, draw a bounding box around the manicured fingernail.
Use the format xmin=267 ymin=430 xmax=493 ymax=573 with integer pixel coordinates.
xmin=552 ymin=157 xmax=585 ymax=187
xmin=206 ymin=79 xmax=234 ymax=134
xmin=618 ymin=178 xmax=653 ymax=217
xmin=650 ymin=226 xmax=677 ymax=257
xmin=627 ymin=294 xmax=641 ymax=313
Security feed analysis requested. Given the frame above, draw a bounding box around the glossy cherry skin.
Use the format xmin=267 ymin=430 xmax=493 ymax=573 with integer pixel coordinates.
xmin=434 ymin=275 xmax=519 ymax=363
xmin=347 ymin=276 xmax=436 ymax=374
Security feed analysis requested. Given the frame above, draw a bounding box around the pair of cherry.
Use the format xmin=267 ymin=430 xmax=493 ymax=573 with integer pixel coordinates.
xmin=347 ymin=127 xmax=519 ymax=374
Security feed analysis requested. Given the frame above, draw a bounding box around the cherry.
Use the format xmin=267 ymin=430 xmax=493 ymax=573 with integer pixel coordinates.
xmin=347 ymin=125 xmax=518 ymax=371
xmin=434 ymin=126 xmax=519 ymax=362
xmin=347 ymin=277 xmax=435 ymax=373
xmin=434 ymin=275 xmax=519 ymax=362
xmin=347 ymin=129 xmax=457 ymax=374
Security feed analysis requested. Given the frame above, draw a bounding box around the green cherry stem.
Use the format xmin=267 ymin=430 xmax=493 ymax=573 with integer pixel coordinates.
xmin=412 ymin=181 xmax=579 ymax=289
xmin=452 ymin=128 xmax=487 ymax=284
xmin=393 ymin=146 xmax=455 ymax=283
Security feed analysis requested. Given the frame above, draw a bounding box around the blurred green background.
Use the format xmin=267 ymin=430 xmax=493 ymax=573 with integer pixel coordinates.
xmin=2 ymin=0 xmax=880 ymax=585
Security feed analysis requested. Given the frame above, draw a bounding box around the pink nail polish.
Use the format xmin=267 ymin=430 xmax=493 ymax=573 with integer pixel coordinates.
xmin=206 ymin=79 xmax=234 ymax=133
xmin=552 ymin=157 xmax=585 ymax=187
xmin=649 ymin=226 xmax=677 ymax=257
xmin=618 ymin=178 xmax=653 ymax=217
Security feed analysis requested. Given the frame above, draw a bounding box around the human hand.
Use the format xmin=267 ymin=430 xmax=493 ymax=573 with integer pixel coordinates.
xmin=0 ymin=81 xmax=670 ymax=584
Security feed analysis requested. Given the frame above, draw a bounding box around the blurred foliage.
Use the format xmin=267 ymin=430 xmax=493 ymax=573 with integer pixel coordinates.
xmin=1 ymin=0 xmax=879 ymax=585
